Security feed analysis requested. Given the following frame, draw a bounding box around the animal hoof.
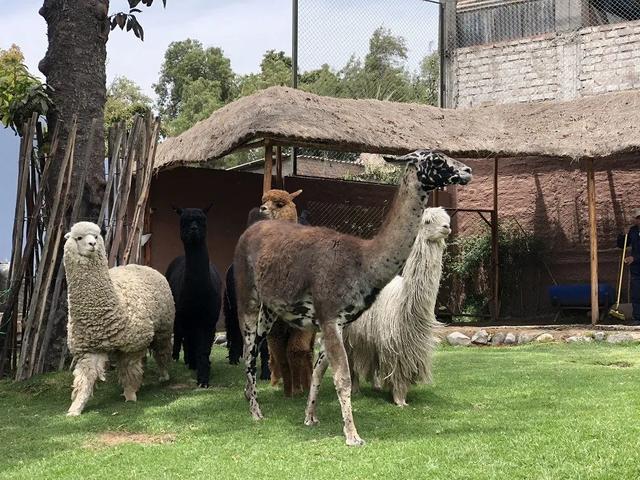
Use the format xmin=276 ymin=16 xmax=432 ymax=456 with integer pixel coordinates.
xmin=123 ymin=392 xmax=137 ymax=402
xmin=158 ymin=373 xmax=170 ymax=382
xmin=66 ymin=410 xmax=81 ymax=417
xmin=197 ymin=383 xmax=209 ymax=389
xmin=252 ymin=412 xmax=264 ymax=421
xmin=346 ymin=436 xmax=366 ymax=447
xmin=304 ymin=415 xmax=319 ymax=426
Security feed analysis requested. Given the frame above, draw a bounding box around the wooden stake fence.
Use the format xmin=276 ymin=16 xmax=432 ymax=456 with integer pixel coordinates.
xmin=0 ymin=113 xmax=161 ymax=379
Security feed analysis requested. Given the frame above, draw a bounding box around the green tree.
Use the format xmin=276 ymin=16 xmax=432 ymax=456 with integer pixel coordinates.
xmin=413 ymin=52 xmax=440 ymax=106
xmin=299 ymin=64 xmax=342 ymax=97
xmin=154 ymin=39 xmax=235 ymax=119
xmin=0 ymin=45 xmax=52 ymax=134
xmin=166 ymin=78 xmax=223 ymax=136
xmin=238 ymin=50 xmax=292 ymax=97
xmin=104 ymin=75 xmax=152 ymax=128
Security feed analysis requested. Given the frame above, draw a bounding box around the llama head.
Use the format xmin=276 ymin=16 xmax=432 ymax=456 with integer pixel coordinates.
xmin=260 ymin=189 xmax=302 ymax=222
xmin=174 ymin=205 xmax=211 ymax=245
xmin=64 ymin=222 xmax=105 ymax=258
xmin=384 ymin=150 xmax=472 ymax=194
xmin=421 ymin=207 xmax=451 ymax=242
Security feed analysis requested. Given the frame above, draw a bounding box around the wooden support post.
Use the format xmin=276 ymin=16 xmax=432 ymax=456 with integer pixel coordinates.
xmin=587 ymin=159 xmax=599 ymax=325
xmin=491 ymin=158 xmax=500 ymax=322
xmin=275 ymin=145 xmax=283 ymax=188
xmin=263 ymin=142 xmax=273 ymax=194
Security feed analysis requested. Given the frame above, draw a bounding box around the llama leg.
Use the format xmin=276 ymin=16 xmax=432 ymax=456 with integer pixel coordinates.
xmin=322 ymin=321 xmax=364 ymax=446
xmin=351 ymin=371 xmax=360 ymax=395
xmin=195 ymin=330 xmax=213 ymax=388
xmin=372 ymin=374 xmax=383 ymax=391
xmin=392 ymin=383 xmax=409 ymax=407
xmin=304 ymin=348 xmax=328 ymax=426
xmin=287 ymin=329 xmax=314 ymax=395
xmin=151 ymin=332 xmax=172 ymax=382
xmin=117 ymin=351 xmax=145 ymax=402
xmin=67 ymin=353 xmax=108 ymax=416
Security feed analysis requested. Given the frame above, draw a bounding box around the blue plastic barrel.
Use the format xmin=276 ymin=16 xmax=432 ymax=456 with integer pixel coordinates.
xmin=548 ymin=283 xmax=613 ymax=307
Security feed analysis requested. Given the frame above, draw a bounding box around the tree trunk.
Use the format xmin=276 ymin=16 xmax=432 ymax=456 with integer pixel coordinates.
xmin=39 ymin=0 xmax=109 ymax=219
xmin=38 ymin=0 xmax=109 ymax=369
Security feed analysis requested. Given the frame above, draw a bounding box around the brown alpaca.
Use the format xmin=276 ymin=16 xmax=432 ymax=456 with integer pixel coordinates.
xmin=259 ymin=188 xmax=316 ymax=397
xmin=234 ymin=150 xmax=472 ymax=446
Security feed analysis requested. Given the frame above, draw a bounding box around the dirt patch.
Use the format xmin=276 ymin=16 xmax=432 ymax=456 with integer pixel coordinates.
xmin=88 ymin=432 xmax=175 ymax=449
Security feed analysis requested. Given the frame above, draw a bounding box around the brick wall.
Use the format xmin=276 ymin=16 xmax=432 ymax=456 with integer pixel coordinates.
xmin=455 ymin=20 xmax=640 ymax=107
xmin=455 ymin=154 xmax=640 ymax=288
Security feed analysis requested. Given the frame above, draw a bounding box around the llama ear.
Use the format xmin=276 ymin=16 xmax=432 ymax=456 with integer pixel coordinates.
xmin=203 ymin=202 xmax=214 ymax=214
xmin=383 ymin=152 xmax=412 ymax=163
xmin=172 ymin=206 xmax=183 ymax=215
xmin=64 ymin=232 xmax=71 ymax=240
xmin=289 ymin=189 xmax=302 ymax=200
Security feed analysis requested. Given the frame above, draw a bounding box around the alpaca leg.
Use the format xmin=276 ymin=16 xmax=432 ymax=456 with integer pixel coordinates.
xmin=322 ymin=321 xmax=364 ymax=446
xmin=151 ymin=332 xmax=172 ymax=382
xmin=172 ymin=317 xmax=183 ymax=361
xmin=67 ymin=353 xmax=108 ymax=416
xmin=243 ymin=319 xmax=263 ymax=420
xmin=117 ymin=351 xmax=145 ymax=402
xmin=195 ymin=330 xmax=213 ymax=388
xmin=258 ymin=335 xmax=271 ymax=380
xmin=351 ymin=371 xmax=360 ymax=395
xmin=287 ymin=329 xmax=314 ymax=395
xmin=304 ymin=349 xmax=328 ymax=426
xmin=372 ymin=374 xmax=383 ymax=391
xmin=392 ymin=382 xmax=409 ymax=407
xmin=267 ymin=334 xmax=282 ymax=386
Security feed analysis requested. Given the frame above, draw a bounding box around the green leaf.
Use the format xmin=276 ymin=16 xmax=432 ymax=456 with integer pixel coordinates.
xmin=128 ymin=0 xmax=142 ymax=8
xmin=129 ymin=8 xmax=142 ymax=13
xmin=116 ymin=13 xmax=127 ymax=30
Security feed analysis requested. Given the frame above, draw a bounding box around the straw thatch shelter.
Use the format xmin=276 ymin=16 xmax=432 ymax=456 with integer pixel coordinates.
xmin=152 ymin=86 xmax=640 ymax=324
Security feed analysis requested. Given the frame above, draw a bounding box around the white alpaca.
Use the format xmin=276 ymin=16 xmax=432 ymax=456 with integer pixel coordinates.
xmin=63 ymin=222 xmax=175 ymax=416
xmin=343 ymin=207 xmax=450 ymax=407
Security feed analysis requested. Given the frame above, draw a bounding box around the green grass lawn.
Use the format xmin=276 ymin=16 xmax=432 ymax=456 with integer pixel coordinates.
xmin=1 ymin=343 xmax=640 ymax=480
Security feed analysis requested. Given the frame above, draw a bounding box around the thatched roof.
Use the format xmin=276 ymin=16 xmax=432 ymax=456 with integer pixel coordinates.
xmin=154 ymin=86 xmax=640 ymax=171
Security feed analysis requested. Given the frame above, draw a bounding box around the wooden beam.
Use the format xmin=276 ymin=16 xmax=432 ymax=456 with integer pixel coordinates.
xmin=275 ymin=145 xmax=283 ymax=188
xmin=263 ymin=142 xmax=273 ymax=194
xmin=491 ymin=157 xmax=500 ymax=322
xmin=587 ymin=158 xmax=599 ymax=325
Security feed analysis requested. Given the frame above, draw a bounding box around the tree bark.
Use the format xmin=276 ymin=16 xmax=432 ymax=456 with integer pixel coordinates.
xmin=38 ymin=0 xmax=109 ymax=369
xmin=39 ymin=0 xmax=109 ymax=219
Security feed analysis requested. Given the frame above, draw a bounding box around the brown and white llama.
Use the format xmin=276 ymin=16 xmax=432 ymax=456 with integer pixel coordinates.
xmin=234 ymin=150 xmax=472 ymax=446
xmin=259 ymin=189 xmax=316 ymax=397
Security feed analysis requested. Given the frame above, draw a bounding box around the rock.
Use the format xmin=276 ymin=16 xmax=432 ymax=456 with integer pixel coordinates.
xmin=447 ymin=332 xmax=471 ymax=346
xmin=517 ymin=333 xmax=536 ymax=345
xmin=593 ymin=331 xmax=606 ymax=342
xmin=490 ymin=332 xmax=506 ymax=346
xmin=566 ymin=335 xmax=592 ymax=343
xmin=535 ymin=333 xmax=554 ymax=343
xmin=503 ymin=333 xmax=517 ymax=345
xmin=606 ymin=333 xmax=635 ymax=344
xmin=471 ymin=330 xmax=489 ymax=345
xmin=213 ymin=334 xmax=227 ymax=345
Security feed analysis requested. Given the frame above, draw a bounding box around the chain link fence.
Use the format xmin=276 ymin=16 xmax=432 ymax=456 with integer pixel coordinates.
xmin=456 ymin=0 xmax=640 ymax=48
xmin=294 ymin=0 xmax=442 ymax=167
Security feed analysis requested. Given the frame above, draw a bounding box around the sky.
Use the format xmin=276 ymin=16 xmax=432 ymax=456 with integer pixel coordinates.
xmin=0 ymin=0 xmax=439 ymax=258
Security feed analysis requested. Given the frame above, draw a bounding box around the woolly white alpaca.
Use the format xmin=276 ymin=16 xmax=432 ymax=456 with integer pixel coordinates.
xmin=343 ymin=207 xmax=451 ymax=406
xmin=63 ymin=222 xmax=175 ymax=416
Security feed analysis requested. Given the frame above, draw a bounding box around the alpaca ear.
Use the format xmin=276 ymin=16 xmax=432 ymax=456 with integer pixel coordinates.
xmin=203 ymin=202 xmax=214 ymax=214
xmin=64 ymin=232 xmax=71 ymax=240
xmin=289 ymin=189 xmax=303 ymax=200
xmin=172 ymin=206 xmax=183 ymax=215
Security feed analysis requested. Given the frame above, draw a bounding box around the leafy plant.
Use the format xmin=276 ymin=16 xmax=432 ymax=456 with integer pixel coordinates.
xmin=0 ymin=45 xmax=53 ymax=134
xmin=109 ymin=0 xmax=168 ymax=41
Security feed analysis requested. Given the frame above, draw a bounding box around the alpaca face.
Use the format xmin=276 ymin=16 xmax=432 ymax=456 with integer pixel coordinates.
xmin=385 ymin=150 xmax=472 ymax=192
xmin=421 ymin=207 xmax=451 ymax=241
xmin=64 ymin=222 xmax=103 ymax=258
xmin=177 ymin=208 xmax=208 ymax=245
xmin=260 ymin=189 xmax=302 ymax=222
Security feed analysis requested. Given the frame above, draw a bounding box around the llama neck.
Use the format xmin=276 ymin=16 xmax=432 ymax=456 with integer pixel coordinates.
xmin=364 ymin=173 xmax=427 ymax=289
xmin=65 ymin=250 xmax=121 ymax=325
xmin=401 ymin=235 xmax=446 ymax=320
xmin=184 ymin=242 xmax=211 ymax=285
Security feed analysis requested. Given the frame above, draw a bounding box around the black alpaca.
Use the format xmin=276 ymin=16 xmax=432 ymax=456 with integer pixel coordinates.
xmin=224 ymin=207 xmax=270 ymax=379
xmin=166 ymin=207 xmax=222 ymax=388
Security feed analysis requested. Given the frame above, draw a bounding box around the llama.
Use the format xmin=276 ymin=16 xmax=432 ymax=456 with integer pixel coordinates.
xmin=63 ymin=222 xmax=174 ymax=416
xmin=224 ymin=207 xmax=270 ymax=380
xmin=343 ymin=207 xmax=451 ymax=407
xmin=259 ymin=188 xmax=316 ymax=397
xmin=234 ymin=150 xmax=472 ymax=445
xmin=165 ymin=206 xmax=222 ymax=388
